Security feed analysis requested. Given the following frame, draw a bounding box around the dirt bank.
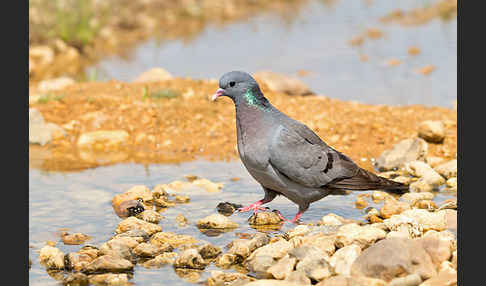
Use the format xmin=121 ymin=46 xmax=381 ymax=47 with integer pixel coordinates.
xmin=29 ymin=77 xmax=457 ymax=172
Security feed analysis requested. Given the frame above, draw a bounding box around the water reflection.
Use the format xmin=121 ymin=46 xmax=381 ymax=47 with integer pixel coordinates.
xmin=87 ymin=0 xmax=456 ymax=107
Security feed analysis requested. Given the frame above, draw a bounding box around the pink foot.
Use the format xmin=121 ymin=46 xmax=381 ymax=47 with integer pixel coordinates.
xmin=274 ymin=210 xmax=303 ymax=224
xmin=237 ymin=200 xmax=268 ymax=214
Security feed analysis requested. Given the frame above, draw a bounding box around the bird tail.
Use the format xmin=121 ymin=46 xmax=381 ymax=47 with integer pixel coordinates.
xmin=326 ymin=167 xmax=409 ymax=194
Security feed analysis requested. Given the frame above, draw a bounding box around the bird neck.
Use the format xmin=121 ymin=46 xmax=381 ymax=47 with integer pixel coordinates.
xmin=236 ymin=89 xmax=271 ymax=112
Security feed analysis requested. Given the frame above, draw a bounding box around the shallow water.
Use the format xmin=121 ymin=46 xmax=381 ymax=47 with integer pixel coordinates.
xmin=29 ymin=159 xmax=455 ymax=285
xmin=87 ymin=0 xmax=456 ymax=107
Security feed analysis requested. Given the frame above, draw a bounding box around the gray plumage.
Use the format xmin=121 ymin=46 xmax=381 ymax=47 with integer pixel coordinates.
xmin=213 ymin=71 xmax=408 ymax=222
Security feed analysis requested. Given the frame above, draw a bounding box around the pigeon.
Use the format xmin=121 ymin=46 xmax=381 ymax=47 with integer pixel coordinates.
xmin=212 ymin=71 xmax=408 ymax=223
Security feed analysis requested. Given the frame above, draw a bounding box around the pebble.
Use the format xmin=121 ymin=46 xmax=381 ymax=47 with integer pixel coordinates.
xmin=374 ymin=138 xmax=428 ymax=171
xmin=136 ymin=210 xmax=161 ymax=224
xmin=197 ymin=213 xmax=239 ymax=229
xmin=248 ymin=211 xmax=283 ymax=225
xmin=418 ymin=120 xmax=446 ymax=143
xmin=254 ymin=70 xmax=314 ymax=96
xmin=115 ymin=216 xmax=162 ymax=236
xmin=60 ymin=232 xmax=91 ymax=245
xmin=434 ymin=160 xmax=457 ymax=179
xmin=174 ymin=248 xmax=208 ymax=270
xmin=350 ymin=238 xmax=436 ymax=282
xmin=335 ymin=223 xmax=387 ymax=249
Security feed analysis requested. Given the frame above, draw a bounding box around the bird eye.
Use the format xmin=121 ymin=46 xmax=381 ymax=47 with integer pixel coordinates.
xmin=229 ymin=81 xmax=236 ymax=87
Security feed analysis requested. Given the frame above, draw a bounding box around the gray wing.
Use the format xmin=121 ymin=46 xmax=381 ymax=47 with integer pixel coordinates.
xmin=268 ymin=123 xmax=360 ymax=189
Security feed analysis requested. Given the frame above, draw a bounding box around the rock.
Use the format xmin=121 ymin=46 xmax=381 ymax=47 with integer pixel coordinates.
xmin=388 ymin=274 xmax=422 ymax=286
xmin=174 ymin=248 xmax=207 ymax=269
xmin=419 ymin=266 xmax=456 ymax=286
xmin=409 ymin=179 xmax=434 ymax=193
xmin=113 ymin=199 xmax=145 ymax=218
xmin=227 ymin=232 xmax=270 ymax=259
xmin=285 ymin=270 xmax=311 ymax=285
xmin=434 ymin=160 xmax=457 ymax=179
xmin=245 ymin=239 xmax=294 ymax=274
xmin=215 ymin=253 xmax=240 ymax=268
xmin=254 ymin=70 xmax=314 ymax=96
xmin=417 ymin=230 xmax=455 ymax=267
xmin=63 ymin=272 xmax=89 ymax=285
xmin=29 ymin=108 xmax=65 ymax=145
xmin=414 ymin=200 xmax=437 ymax=210
xmin=207 ymin=270 xmax=256 ymax=286
xmin=142 ymin=252 xmax=179 ymax=268
xmin=191 ymin=178 xmax=224 ymax=192
xmin=175 ymin=195 xmax=190 ymax=203
xmin=404 ymin=161 xmax=445 ymax=187
xmin=133 ymin=242 xmax=173 ymax=257
xmin=136 ymin=210 xmax=161 ymax=224
xmin=316 ymin=275 xmax=387 ymax=286
xmin=380 ymin=197 xmax=411 ymax=219
xmin=150 ymin=232 xmax=197 ymax=248
xmin=248 ymin=211 xmax=283 ymax=225
xmin=286 ymin=225 xmax=311 ymax=239
xmin=418 ymin=121 xmax=446 ymax=143
xmin=244 ymin=280 xmax=302 ymax=286
xmin=425 ymin=156 xmax=445 ymax=168
xmin=267 ymin=254 xmax=297 ymax=279
xmin=154 ymin=196 xmax=176 ymax=208
xmin=401 ymin=209 xmax=447 ymax=232
xmin=329 ymin=244 xmax=362 ymax=275
xmin=85 ymin=255 xmax=134 ymax=273
xmin=77 ymin=130 xmax=130 ymax=150
xmin=78 ymin=245 xmax=100 ymax=260
xmin=216 ymin=202 xmax=242 ymax=216
xmin=61 ymin=232 xmax=91 ymax=245
xmin=176 ymin=214 xmax=188 ymax=227
xmin=115 ymin=216 xmax=162 ymax=236
xmin=445 ymin=177 xmax=457 ymax=191
xmin=443 ymin=209 xmax=457 ymax=232
xmin=355 ymin=196 xmax=368 ymax=208
xmin=197 ymin=243 xmax=222 ymax=259
xmin=451 ymin=250 xmax=457 ymax=269
xmin=99 ymin=237 xmax=140 ymax=260
xmin=65 ymin=252 xmax=95 ymax=272
xmin=383 ymin=215 xmax=423 ymax=239
xmin=299 ymin=233 xmax=336 ymax=257
xmin=29 ymin=45 xmax=54 ymax=65
xmin=335 ymin=223 xmax=387 ymax=249
xmin=88 ymin=273 xmax=129 ymax=285
xmin=37 ymin=77 xmax=75 ymax=92
xmin=400 ymin=192 xmax=435 ymax=205
xmin=114 ymin=229 xmax=149 ymax=240
xmin=132 ymin=67 xmax=173 ymax=83
xmin=197 ymin=214 xmax=238 ymax=229
xmin=371 ymin=191 xmax=391 ymax=202
xmin=319 ymin=213 xmax=347 ymax=226
xmin=374 ymin=138 xmax=428 ymax=171
xmin=351 ymin=238 xmax=436 ymax=282
xmin=291 ymin=246 xmax=333 ymax=281
xmin=39 ymin=246 xmax=65 ymax=269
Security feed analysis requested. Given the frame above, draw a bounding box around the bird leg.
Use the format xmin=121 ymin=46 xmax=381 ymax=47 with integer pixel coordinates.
xmin=238 ymin=187 xmax=277 ymax=214
xmin=237 ymin=199 xmax=268 ymax=213
xmin=274 ymin=210 xmax=304 ymax=224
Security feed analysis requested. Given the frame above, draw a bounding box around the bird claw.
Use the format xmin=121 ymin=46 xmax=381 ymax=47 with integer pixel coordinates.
xmin=272 ymin=210 xmax=302 ymax=224
xmin=237 ymin=203 xmax=268 ymax=214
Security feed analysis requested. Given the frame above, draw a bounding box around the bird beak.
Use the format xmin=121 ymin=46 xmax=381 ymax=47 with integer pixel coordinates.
xmin=212 ymin=88 xmax=225 ymax=101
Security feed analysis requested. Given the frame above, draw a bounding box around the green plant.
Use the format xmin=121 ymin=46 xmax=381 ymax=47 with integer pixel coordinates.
xmin=150 ymin=89 xmax=180 ymax=99
xmin=49 ymin=0 xmax=104 ymax=48
xmin=38 ymin=94 xmax=65 ymax=104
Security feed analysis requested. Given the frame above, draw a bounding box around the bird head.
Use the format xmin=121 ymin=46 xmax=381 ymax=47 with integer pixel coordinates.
xmin=212 ymin=71 xmax=265 ymax=104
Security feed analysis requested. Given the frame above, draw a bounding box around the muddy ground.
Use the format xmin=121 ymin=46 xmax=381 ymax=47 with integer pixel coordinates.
xmin=29 ymin=77 xmax=457 ymax=173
